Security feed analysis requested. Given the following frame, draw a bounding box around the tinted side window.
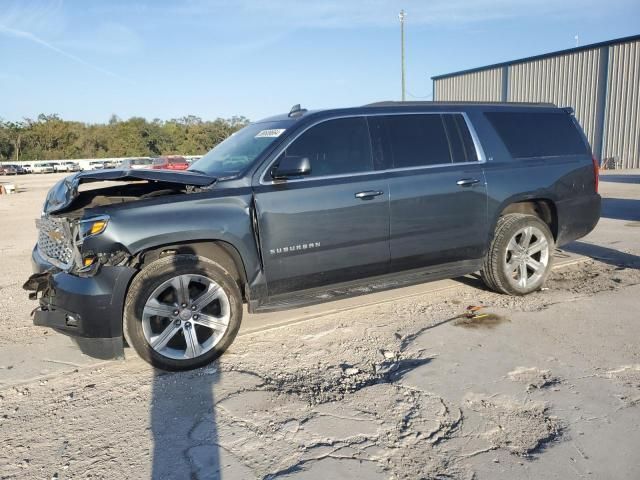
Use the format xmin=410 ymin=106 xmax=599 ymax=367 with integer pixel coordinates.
xmin=284 ymin=117 xmax=373 ymax=177
xmin=485 ymin=111 xmax=589 ymax=159
xmin=385 ymin=114 xmax=451 ymax=168
xmin=443 ymin=114 xmax=478 ymax=163
xmin=367 ymin=117 xmax=392 ymax=170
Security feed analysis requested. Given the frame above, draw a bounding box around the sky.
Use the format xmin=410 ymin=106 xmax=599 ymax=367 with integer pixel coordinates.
xmin=1 ymin=0 xmax=639 ymax=124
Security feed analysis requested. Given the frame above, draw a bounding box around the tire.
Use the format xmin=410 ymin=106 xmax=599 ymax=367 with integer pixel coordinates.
xmin=123 ymin=254 xmax=242 ymax=371
xmin=481 ymin=213 xmax=555 ymax=296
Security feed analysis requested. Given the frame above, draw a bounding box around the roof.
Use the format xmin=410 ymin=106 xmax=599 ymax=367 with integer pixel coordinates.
xmin=260 ymin=102 xmax=569 ymax=124
xmin=432 ymin=33 xmax=640 ymax=80
xmin=255 ymin=101 xmax=564 ymax=123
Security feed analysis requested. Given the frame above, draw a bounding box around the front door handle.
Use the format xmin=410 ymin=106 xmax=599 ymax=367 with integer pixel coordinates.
xmin=456 ymin=178 xmax=481 ymax=187
xmin=355 ymin=190 xmax=384 ymax=199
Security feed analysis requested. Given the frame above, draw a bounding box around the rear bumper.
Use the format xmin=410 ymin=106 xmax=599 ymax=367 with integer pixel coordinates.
xmin=556 ymin=193 xmax=601 ymax=246
xmin=25 ymin=246 xmax=136 ymax=359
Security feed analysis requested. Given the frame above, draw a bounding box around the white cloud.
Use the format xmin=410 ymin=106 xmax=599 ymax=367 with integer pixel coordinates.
xmin=0 ymin=0 xmax=134 ymax=83
xmin=113 ymin=0 xmax=632 ymax=28
xmin=58 ymin=22 xmax=144 ymax=56
xmin=0 ymin=24 xmax=133 ymax=84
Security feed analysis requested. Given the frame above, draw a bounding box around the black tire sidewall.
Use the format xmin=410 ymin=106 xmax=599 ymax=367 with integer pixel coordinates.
xmin=123 ymin=254 xmax=242 ymax=371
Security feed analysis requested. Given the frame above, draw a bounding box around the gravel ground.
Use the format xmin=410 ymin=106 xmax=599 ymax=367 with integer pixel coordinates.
xmin=0 ymin=172 xmax=639 ymax=479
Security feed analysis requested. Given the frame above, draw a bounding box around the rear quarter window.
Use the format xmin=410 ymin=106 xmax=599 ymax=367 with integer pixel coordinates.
xmin=485 ymin=111 xmax=588 ymax=159
xmin=382 ymin=114 xmax=451 ymax=168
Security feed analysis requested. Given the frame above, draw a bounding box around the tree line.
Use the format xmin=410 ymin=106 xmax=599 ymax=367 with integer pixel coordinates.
xmin=0 ymin=114 xmax=250 ymax=162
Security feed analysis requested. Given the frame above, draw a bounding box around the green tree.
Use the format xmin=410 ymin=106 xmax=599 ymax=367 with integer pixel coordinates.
xmin=0 ymin=114 xmax=248 ymax=161
xmin=2 ymin=121 xmax=25 ymax=161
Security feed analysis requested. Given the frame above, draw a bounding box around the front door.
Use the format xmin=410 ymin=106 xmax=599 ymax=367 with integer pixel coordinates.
xmin=254 ymin=117 xmax=390 ymax=296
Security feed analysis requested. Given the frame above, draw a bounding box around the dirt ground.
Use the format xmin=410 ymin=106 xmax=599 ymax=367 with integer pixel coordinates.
xmin=1 ymin=172 xmax=639 ymax=479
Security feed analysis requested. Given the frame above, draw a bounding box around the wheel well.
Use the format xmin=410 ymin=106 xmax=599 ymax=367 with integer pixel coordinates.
xmin=135 ymin=240 xmax=248 ymax=299
xmin=500 ymin=199 xmax=558 ymax=239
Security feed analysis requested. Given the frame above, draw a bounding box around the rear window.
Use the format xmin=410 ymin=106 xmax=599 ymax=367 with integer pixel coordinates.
xmin=443 ymin=114 xmax=478 ymax=163
xmin=384 ymin=114 xmax=451 ymax=168
xmin=485 ymin=111 xmax=588 ymax=159
xmin=369 ymin=113 xmax=478 ymax=168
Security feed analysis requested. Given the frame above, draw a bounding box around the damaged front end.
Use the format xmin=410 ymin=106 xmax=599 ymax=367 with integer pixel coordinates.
xmin=31 ymin=167 xmax=217 ymax=275
xmin=34 ymin=212 xmax=131 ymax=279
xmin=24 ymin=168 xmax=217 ymax=359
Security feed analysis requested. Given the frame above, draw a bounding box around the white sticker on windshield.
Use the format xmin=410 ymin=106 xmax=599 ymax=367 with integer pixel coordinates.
xmin=255 ymin=128 xmax=286 ymax=138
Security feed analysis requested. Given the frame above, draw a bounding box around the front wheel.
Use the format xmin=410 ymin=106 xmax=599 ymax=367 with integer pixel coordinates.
xmin=481 ymin=213 xmax=554 ymax=295
xmin=123 ymin=254 xmax=242 ymax=371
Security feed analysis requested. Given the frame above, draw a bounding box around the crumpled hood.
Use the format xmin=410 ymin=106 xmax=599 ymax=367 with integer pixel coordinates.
xmin=43 ymin=169 xmax=217 ymax=214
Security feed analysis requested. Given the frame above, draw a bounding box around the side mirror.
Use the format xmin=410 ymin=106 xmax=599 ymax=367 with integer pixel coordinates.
xmin=271 ymin=155 xmax=311 ymax=180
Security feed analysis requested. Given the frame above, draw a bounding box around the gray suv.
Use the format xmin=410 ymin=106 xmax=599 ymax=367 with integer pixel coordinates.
xmin=24 ymin=102 xmax=601 ymax=370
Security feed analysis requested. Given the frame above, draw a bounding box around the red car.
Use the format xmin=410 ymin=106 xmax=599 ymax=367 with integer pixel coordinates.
xmin=151 ymin=156 xmax=189 ymax=170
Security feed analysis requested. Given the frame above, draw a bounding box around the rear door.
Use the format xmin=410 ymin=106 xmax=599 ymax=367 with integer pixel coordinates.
xmin=254 ymin=116 xmax=390 ymax=296
xmin=369 ymin=113 xmax=488 ymax=272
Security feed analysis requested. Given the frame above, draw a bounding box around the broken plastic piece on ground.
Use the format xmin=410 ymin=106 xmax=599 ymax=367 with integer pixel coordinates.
xmin=464 ymin=305 xmax=486 ymax=318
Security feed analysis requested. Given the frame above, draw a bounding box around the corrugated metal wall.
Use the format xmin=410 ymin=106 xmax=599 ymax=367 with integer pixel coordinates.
xmin=602 ymin=40 xmax=640 ymax=169
xmin=507 ymin=49 xmax=601 ymax=152
xmin=433 ymin=37 xmax=640 ymax=168
xmin=434 ymin=68 xmax=502 ymax=102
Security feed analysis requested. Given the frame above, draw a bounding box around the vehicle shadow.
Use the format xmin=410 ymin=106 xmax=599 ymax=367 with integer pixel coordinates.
xmin=150 ymin=249 xmax=221 ymax=479
xmin=600 ymin=174 xmax=640 ymax=184
xmin=151 ymin=366 xmax=221 ymax=479
xmin=601 ymin=197 xmax=640 ymax=222
xmin=454 ymin=272 xmax=490 ymax=292
xmin=561 ymin=241 xmax=640 ymax=269
xmin=455 ymin=241 xmax=640 ymax=293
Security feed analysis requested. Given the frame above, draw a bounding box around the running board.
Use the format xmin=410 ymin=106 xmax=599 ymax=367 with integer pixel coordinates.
xmin=253 ymin=259 xmax=482 ymax=313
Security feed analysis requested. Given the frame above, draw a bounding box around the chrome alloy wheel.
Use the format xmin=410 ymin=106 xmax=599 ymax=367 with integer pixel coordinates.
xmin=503 ymin=226 xmax=550 ymax=289
xmin=141 ymin=274 xmax=230 ymax=360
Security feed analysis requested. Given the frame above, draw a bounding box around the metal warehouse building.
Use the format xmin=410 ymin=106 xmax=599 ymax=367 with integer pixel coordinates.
xmin=432 ymin=34 xmax=640 ymax=169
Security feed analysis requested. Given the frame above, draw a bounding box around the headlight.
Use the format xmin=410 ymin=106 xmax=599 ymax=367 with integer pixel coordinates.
xmin=79 ymin=215 xmax=109 ymax=238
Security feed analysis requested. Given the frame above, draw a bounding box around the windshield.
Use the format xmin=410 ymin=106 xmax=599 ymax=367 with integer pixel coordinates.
xmin=191 ymin=121 xmax=289 ymax=177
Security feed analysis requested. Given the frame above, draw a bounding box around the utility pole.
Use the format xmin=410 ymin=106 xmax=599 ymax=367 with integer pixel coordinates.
xmin=399 ymin=9 xmax=406 ymax=102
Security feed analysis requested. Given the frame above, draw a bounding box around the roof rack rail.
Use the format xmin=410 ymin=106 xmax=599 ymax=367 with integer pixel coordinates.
xmin=364 ymin=100 xmax=557 ymax=107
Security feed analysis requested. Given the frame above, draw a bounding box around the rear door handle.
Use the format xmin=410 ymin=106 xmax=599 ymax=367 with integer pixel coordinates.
xmin=456 ymin=178 xmax=481 ymax=187
xmin=355 ymin=190 xmax=384 ymax=199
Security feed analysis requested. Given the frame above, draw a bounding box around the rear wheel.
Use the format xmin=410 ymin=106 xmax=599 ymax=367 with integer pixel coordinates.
xmin=481 ymin=213 xmax=554 ymax=295
xmin=123 ymin=254 xmax=242 ymax=371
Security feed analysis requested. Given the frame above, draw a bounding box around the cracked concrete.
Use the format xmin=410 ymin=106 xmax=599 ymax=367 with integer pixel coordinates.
xmin=1 ymin=262 xmax=640 ymax=479
xmin=464 ymin=393 xmax=562 ymax=455
xmin=507 ymin=367 xmax=560 ymax=390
